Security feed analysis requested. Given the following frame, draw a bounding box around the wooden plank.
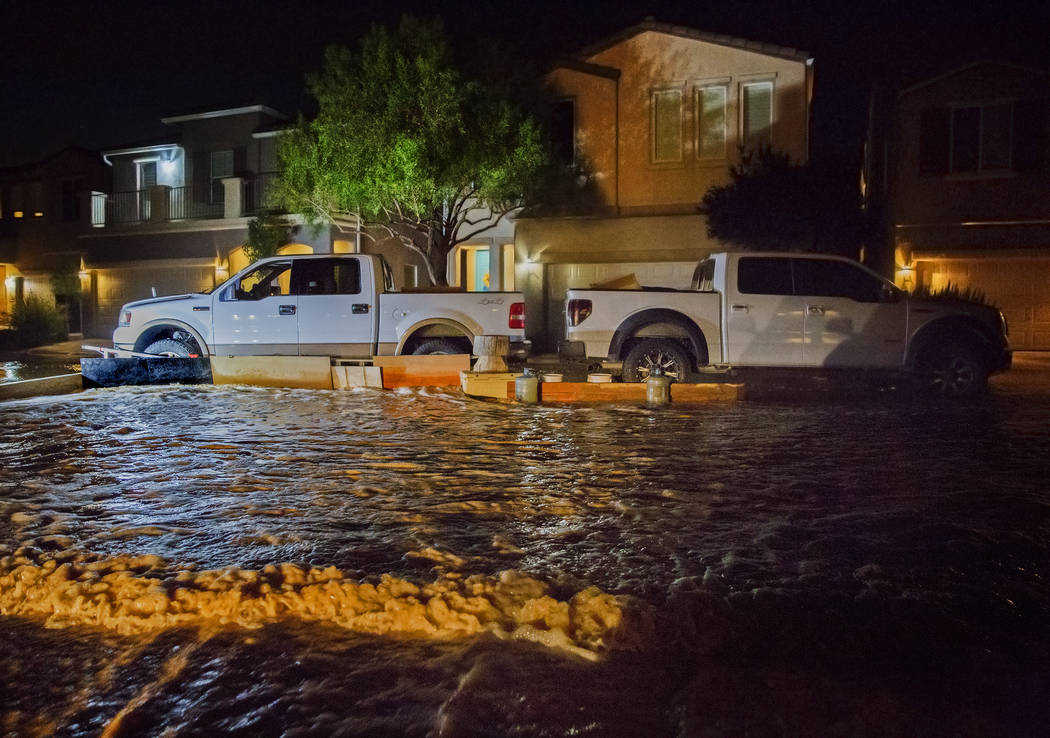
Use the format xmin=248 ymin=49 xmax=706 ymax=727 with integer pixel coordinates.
xmin=374 ymin=354 xmax=470 ymax=388
xmin=211 ymin=356 xmax=334 ymax=389
xmin=0 ymin=374 xmax=83 ymax=400
xmin=534 ymin=381 xmax=742 ymax=404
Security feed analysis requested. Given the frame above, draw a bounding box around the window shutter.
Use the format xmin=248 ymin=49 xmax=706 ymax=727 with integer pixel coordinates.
xmin=234 ymin=146 xmax=248 ymax=175
xmin=918 ymin=107 xmax=950 ymax=175
xmin=193 ymin=151 xmax=210 ymax=199
xmin=1012 ymin=99 xmax=1048 ymax=173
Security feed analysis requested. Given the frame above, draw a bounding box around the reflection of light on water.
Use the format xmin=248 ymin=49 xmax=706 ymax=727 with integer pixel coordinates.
xmin=0 ymin=550 xmax=636 ymax=662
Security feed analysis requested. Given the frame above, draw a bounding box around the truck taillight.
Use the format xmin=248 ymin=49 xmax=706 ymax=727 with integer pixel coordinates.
xmin=509 ymin=302 xmax=526 ymax=330
xmin=567 ymin=299 xmax=592 ymax=326
xmin=119 ymin=311 xmax=132 ymax=327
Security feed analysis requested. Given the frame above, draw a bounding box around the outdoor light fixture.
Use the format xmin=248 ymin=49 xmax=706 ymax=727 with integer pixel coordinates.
xmin=78 ymin=269 xmax=90 ymax=279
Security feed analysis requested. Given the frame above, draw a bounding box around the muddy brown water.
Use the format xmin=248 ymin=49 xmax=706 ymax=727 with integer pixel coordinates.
xmin=1 ymin=370 xmax=1048 ymax=736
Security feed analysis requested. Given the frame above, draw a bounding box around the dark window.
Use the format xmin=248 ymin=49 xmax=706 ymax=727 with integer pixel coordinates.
xmin=737 ymin=257 xmax=793 ymax=295
xmin=923 ymin=102 xmax=1032 ymax=175
xmin=294 ymin=258 xmax=361 ymax=295
xmin=551 ymin=99 xmax=575 ymax=165
xmin=951 ymin=107 xmax=981 ymax=172
xmin=792 ymin=259 xmax=884 ymax=302
xmin=61 ymin=178 xmax=83 ymax=221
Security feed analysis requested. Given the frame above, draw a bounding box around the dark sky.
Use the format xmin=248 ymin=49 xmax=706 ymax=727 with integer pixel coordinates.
xmin=2 ymin=0 xmax=1047 ymax=169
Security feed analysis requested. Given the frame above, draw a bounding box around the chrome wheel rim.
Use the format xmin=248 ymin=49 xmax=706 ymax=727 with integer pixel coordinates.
xmin=638 ymin=351 xmax=683 ymax=380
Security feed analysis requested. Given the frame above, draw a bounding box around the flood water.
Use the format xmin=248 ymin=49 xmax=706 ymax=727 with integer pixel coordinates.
xmin=1 ymin=364 xmax=1048 ymax=736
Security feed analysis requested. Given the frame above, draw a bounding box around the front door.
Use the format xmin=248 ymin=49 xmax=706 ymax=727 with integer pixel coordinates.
xmin=294 ymin=257 xmax=376 ymax=357
xmin=724 ymin=256 xmax=804 ymax=366
xmin=211 ymin=260 xmax=297 ymax=354
xmin=792 ymin=258 xmax=908 ymax=367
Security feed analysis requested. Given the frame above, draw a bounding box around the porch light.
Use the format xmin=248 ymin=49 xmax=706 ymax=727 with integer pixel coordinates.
xmin=78 ymin=269 xmax=90 ymax=279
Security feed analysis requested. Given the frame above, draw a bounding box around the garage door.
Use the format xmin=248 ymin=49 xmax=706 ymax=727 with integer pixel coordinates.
xmin=544 ymin=262 xmax=697 ymax=345
xmin=918 ymin=258 xmax=1050 ymax=349
xmin=94 ymin=265 xmax=215 ymax=335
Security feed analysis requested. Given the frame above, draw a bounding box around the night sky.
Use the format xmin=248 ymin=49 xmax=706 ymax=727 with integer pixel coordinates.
xmin=2 ymin=0 xmax=1047 ymax=170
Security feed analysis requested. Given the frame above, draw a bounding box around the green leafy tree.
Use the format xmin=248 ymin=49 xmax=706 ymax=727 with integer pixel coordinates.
xmin=244 ymin=212 xmax=293 ymax=263
xmin=699 ymin=147 xmax=863 ymax=255
xmin=272 ymin=16 xmax=546 ymax=285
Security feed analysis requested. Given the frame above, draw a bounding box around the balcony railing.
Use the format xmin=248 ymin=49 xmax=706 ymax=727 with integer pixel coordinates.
xmin=90 ymin=174 xmax=279 ymax=227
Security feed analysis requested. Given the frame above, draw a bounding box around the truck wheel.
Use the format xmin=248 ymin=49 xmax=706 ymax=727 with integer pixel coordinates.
xmin=919 ymin=341 xmax=988 ymax=398
xmin=411 ymin=338 xmax=467 ymax=355
xmin=143 ymin=338 xmax=193 ymax=357
xmin=623 ymin=339 xmax=690 ymax=382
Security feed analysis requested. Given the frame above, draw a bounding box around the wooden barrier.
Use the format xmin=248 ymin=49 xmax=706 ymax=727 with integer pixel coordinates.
xmin=460 ymin=377 xmax=743 ymax=404
xmin=210 ymin=356 xmax=334 ymax=389
xmin=0 ymin=374 xmax=83 ymax=401
xmin=373 ymin=354 xmax=471 ymax=388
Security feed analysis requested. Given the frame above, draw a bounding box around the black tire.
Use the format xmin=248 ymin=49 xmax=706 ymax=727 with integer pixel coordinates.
xmin=143 ymin=338 xmax=193 ymax=357
xmin=622 ymin=338 xmax=691 ymax=382
xmin=918 ymin=341 xmax=988 ymax=398
xmin=411 ymin=338 xmax=469 ymax=355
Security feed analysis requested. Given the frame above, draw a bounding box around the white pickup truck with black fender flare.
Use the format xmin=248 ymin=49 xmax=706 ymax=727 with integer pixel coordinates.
xmin=112 ymin=254 xmax=529 ymax=360
xmin=561 ymin=251 xmax=1011 ymax=396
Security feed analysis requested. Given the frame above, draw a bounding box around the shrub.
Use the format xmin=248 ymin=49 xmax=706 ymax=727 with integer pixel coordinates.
xmin=10 ymin=295 xmax=68 ymax=347
xmin=911 ymin=281 xmax=998 ymax=310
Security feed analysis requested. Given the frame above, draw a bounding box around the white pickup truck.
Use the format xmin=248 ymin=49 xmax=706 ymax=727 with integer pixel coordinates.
xmin=112 ymin=254 xmax=529 ymax=359
xmin=562 ymin=251 xmax=1011 ymax=396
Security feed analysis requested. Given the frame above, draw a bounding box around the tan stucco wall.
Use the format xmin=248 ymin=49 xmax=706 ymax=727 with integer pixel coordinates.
xmin=549 ymin=30 xmax=810 ymax=214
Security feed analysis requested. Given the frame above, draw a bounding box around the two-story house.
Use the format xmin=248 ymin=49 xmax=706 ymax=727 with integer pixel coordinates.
xmin=78 ymin=105 xmax=346 ymax=336
xmin=0 ymin=146 xmax=110 ymax=333
xmin=867 ymin=60 xmax=1050 ymax=350
xmin=513 ymin=20 xmax=814 ymax=348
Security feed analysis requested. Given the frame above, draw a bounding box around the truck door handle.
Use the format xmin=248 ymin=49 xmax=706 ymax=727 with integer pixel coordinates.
xmin=279 ymin=304 xmax=296 ymax=316
xmin=807 ymin=305 xmax=826 ymax=315
xmin=730 ymin=304 xmax=749 ymax=312
xmin=351 ymin=303 xmax=370 ymax=314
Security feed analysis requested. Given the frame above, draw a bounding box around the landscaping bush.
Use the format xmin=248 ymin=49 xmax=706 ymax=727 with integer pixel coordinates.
xmin=10 ymin=295 xmax=68 ymax=347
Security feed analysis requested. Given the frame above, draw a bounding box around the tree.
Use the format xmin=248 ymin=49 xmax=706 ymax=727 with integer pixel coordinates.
xmin=272 ymin=16 xmax=546 ymax=285
xmin=699 ymin=147 xmax=863 ymax=255
xmin=243 ymin=212 xmax=293 ymax=263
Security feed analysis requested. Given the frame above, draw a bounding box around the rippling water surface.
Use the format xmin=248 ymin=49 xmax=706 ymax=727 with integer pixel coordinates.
xmin=2 ymin=367 xmax=1049 ymax=736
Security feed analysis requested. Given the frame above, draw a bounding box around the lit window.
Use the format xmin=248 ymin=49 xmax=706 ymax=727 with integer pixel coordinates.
xmin=652 ymin=89 xmax=683 ymax=163
xmin=697 ymin=85 xmax=728 ymax=161
xmin=14 ymin=211 xmax=24 ymax=218
xmin=741 ymin=81 xmax=773 ymax=152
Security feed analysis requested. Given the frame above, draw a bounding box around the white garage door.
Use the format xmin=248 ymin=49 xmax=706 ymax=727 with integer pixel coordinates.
xmin=95 ymin=265 xmax=215 ymax=334
xmin=918 ymin=258 xmax=1050 ymax=350
xmin=545 ymin=262 xmax=697 ymax=344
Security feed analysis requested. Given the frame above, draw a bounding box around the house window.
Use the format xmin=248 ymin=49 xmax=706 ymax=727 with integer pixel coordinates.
xmin=920 ymin=101 xmax=1045 ymax=176
xmin=211 ymin=150 xmax=234 ymax=203
xmin=651 ymin=89 xmax=683 ymax=163
xmin=61 ymin=178 xmax=84 ymax=222
xmin=696 ymin=85 xmax=728 ymax=161
xmin=741 ymin=81 xmax=774 ymax=152
xmin=551 ymin=99 xmax=576 ymax=166
xmin=952 ymin=104 xmax=1013 ymax=172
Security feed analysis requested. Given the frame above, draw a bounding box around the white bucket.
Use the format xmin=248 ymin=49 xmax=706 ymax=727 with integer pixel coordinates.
xmin=587 ymin=373 xmax=613 ymax=383
xmin=542 ymin=373 xmax=563 ymax=383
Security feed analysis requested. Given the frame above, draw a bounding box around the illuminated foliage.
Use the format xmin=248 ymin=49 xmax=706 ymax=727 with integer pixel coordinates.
xmin=273 ymin=16 xmax=546 ymax=285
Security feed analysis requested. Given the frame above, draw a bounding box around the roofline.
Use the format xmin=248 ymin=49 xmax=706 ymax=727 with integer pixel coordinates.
xmin=252 ymin=127 xmax=293 ymax=139
xmin=900 ymin=59 xmax=1050 ymax=97
xmin=577 ymin=19 xmax=811 ymax=64
xmin=161 ymin=105 xmax=288 ymax=124
xmin=550 ymin=58 xmax=621 ymax=80
xmin=100 ymin=143 xmax=181 ymax=166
